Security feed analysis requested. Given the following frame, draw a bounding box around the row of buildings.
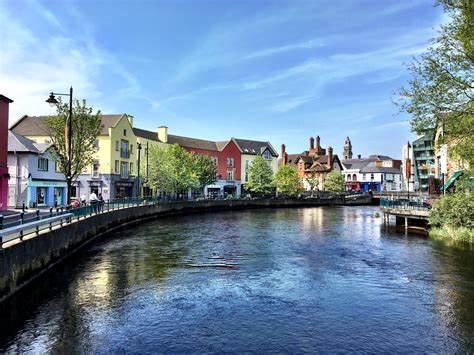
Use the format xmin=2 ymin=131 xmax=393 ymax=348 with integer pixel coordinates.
xmin=2 ymin=104 xmax=281 ymax=207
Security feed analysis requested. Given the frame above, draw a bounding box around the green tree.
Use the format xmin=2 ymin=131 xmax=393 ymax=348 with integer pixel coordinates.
xmin=274 ymin=165 xmax=300 ymax=197
xmin=305 ymin=172 xmax=319 ymax=196
xmin=146 ymin=144 xmax=195 ymax=197
xmin=397 ymin=0 xmax=474 ymax=165
xmin=192 ymin=154 xmax=217 ymax=195
xmin=44 ymin=99 xmax=102 ymax=204
xmin=324 ymin=172 xmax=344 ymax=192
xmin=246 ymin=156 xmax=274 ymax=194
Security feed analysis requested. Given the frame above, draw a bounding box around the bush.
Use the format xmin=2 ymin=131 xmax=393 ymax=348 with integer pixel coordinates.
xmin=429 ymin=192 xmax=474 ymax=229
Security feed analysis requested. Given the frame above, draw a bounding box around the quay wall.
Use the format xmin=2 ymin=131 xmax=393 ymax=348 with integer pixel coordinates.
xmin=0 ymin=196 xmax=371 ymax=303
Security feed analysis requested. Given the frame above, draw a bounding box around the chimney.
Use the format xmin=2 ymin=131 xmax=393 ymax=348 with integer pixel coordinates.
xmin=328 ymin=146 xmax=333 ymax=169
xmin=357 ymin=154 xmax=361 ymax=159
xmin=316 ymin=135 xmax=320 ymax=150
xmin=158 ymin=125 xmax=168 ymax=143
xmin=309 ymin=137 xmax=314 ymax=150
xmin=281 ymin=144 xmax=288 ymax=164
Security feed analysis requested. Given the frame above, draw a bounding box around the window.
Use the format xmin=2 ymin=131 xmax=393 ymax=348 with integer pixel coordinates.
xmin=93 ymin=139 xmax=99 ymax=148
xmin=130 ymin=162 xmax=133 ymax=175
xmin=115 ymin=140 xmax=119 ymax=151
xmin=121 ymin=140 xmax=130 ymax=158
xmin=227 ymin=170 xmax=234 ymax=181
xmin=120 ymin=161 xmax=128 ymax=179
xmin=38 ymin=157 xmax=48 ymax=171
xmin=263 ymin=150 xmax=272 ymax=160
xmin=370 ymin=173 xmax=374 ymax=181
xmin=245 ymin=160 xmax=250 ymax=170
xmin=123 ymin=129 xmax=127 ymax=136
xmin=227 ymin=158 xmax=234 ymax=167
xmin=92 ymin=160 xmax=99 ymax=178
xmin=115 ymin=160 xmax=119 ymax=173
xmin=211 ymin=156 xmax=218 ymax=166
xmin=352 ymin=174 xmax=356 ymax=181
xmin=55 ymin=161 xmax=61 ymax=172
xmin=245 ymin=172 xmax=249 ymax=182
xmin=347 ymin=174 xmax=351 ymax=181
xmin=130 ymin=144 xmax=133 ymax=155
xmin=363 ymin=174 xmax=366 ymax=181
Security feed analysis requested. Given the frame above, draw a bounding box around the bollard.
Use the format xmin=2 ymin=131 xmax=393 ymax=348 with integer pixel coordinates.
xmin=20 ymin=212 xmax=24 ymax=224
xmin=49 ymin=207 xmax=53 ymax=218
xmin=22 ymin=201 xmax=25 ymax=212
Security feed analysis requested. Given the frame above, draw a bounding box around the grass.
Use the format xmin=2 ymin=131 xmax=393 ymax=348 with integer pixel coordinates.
xmin=430 ymin=226 xmax=474 ymax=243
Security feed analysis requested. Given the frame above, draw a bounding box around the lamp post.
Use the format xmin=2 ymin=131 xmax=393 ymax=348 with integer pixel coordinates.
xmin=137 ymin=143 xmax=142 ymax=198
xmin=406 ymin=141 xmax=411 ymax=199
xmin=46 ymin=87 xmax=73 ymax=206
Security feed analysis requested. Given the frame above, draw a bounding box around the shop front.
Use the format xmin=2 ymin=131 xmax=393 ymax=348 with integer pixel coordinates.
xmin=114 ymin=181 xmax=134 ymax=199
xmin=359 ymin=182 xmax=381 ymax=192
xmin=27 ymin=179 xmax=67 ymax=207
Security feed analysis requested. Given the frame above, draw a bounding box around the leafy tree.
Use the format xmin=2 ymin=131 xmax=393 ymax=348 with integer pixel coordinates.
xmin=192 ymin=154 xmax=217 ymax=194
xmin=44 ymin=99 xmax=102 ymax=204
xmin=246 ymin=156 xmax=274 ymax=194
xmin=146 ymin=144 xmax=195 ymax=197
xmin=397 ymin=0 xmax=474 ymax=165
xmin=324 ymin=172 xmax=344 ymax=192
xmin=274 ymin=165 xmax=300 ymax=197
xmin=305 ymin=172 xmax=319 ymax=196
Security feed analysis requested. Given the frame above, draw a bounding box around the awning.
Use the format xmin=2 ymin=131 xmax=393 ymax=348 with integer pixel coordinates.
xmin=444 ymin=171 xmax=463 ymax=190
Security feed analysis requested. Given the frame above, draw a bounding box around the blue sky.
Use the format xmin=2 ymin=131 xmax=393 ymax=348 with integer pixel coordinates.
xmin=0 ymin=0 xmax=445 ymax=158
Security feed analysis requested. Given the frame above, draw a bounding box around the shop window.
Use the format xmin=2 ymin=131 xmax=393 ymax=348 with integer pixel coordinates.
xmin=38 ymin=157 xmax=48 ymax=171
xmin=36 ymin=187 xmax=47 ymax=205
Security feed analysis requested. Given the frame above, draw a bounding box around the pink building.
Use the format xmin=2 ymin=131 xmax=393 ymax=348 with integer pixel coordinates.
xmin=0 ymin=95 xmax=13 ymax=211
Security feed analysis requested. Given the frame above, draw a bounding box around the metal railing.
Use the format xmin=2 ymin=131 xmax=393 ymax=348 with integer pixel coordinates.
xmin=380 ymin=198 xmax=432 ymax=211
xmin=0 ymin=193 xmax=370 ymax=248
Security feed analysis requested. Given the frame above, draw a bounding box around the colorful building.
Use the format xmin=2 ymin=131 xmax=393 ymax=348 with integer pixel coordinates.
xmin=280 ymin=135 xmax=343 ymax=191
xmin=0 ymin=95 xmax=13 ymax=211
xmin=342 ymin=155 xmax=403 ymax=192
xmin=10 ymin=114 xmax=165 ymax=201
xmin=7 ymin=131 xmax=67 ymax=208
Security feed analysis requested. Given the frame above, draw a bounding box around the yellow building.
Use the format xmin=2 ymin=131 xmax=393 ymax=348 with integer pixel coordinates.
xmin=10 ymin=114 xmax=165 ymax=200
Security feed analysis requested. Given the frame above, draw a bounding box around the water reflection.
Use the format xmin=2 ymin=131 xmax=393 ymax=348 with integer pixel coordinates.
xmin=0 ymin=207 xmax=473 ymax=352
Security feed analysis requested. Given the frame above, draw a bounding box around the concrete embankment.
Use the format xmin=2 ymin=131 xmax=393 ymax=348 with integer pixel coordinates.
xmin=0 ymin=196 xmax=370 ymax=303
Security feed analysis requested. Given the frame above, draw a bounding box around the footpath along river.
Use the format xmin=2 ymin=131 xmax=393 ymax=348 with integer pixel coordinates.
xmin=0 ymin=206 xmax=473 ymax=352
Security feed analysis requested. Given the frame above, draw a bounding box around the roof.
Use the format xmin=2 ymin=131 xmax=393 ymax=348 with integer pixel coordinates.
xmin=133 ymin=127 xmax=162 ymax=142
xmin=359 ymin=166 xmax=401 ymax=174
xmin=0 ymin=95 xmax=13 ymax=103
xmin=8 ymin=131 xmax=51 ymax=153
xmin=233 ymin=138 xmax=278 ymax=157
xmin=10 ymin=114 xmax=125 ymax=136
xmin=168 ymin=134 xmax=219 ymax=151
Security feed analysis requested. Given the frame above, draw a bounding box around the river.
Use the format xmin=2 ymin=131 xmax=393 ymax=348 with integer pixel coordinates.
xmin=0 ymin=206 xmax=473 ymax=352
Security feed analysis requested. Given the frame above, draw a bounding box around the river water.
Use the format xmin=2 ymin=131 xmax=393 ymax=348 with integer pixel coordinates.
xmin=0 ymin=206 xmax=473 ymax=353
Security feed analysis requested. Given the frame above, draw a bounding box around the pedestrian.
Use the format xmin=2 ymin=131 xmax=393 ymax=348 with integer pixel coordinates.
xmin=80 ymin=193 xmax=87 ymax=206
xmin=89 ymin=190 xmax=98 ymax=213
xmin=98 ymin=193 xmax=105 ymax=212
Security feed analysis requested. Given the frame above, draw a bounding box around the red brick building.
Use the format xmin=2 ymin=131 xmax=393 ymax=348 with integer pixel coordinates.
xmin=0 ymin=95 xmax=13 ymax=211
xmin=280 ymin=135 xmax=343 ymax=191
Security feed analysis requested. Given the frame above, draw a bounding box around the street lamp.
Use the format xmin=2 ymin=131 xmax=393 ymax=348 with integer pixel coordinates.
xmin=137 ymin=143 xmax=142 ymax=198
xmin=407 ymin=141 xmax=411 ymax=199
xmin=46 ymin=87 xmax=73 ymax=206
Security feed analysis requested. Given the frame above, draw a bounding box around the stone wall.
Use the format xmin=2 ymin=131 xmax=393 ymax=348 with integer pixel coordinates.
xmin=0 ymin=196 xmax=371 ymax=303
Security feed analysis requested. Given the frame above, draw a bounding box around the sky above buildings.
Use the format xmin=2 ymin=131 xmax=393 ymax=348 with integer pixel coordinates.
xmin=0 ymin=0 xmax=445 ymax=158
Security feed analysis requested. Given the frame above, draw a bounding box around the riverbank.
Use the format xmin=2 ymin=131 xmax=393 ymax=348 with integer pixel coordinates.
xmin=430 ymin=226 xmax=474 ymax=243
xmin=0 ymin=196 xmax=371 ymax=304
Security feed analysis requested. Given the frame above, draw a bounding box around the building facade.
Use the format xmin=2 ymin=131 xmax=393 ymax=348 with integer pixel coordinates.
xmin=7 ymin=131 xmax=67 ymax=208
xmin=280 ymin=135 xmax=343 ymax=191
xmin=342 ymin=155 xmax=403 ymax=192
xmin=411 ymin=132 xmax=435 ymax=192
xmin=0 ymin=95 xmax=13 ymax=211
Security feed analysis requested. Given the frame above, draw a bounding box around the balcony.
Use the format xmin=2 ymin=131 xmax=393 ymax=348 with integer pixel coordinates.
xmin=120 ymin=149 xmax=130 ymax=158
